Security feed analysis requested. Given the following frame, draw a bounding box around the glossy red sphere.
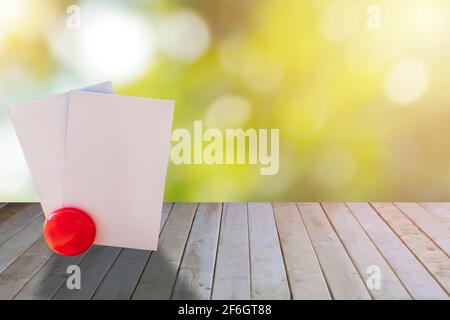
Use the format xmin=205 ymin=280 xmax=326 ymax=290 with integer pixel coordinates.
xmin=43 ymin=207 xmax=96 ymax=256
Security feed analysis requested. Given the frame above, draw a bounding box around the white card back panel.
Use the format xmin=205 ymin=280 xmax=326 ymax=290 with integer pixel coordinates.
xmin=63 ymin=91 xmax=174 ymax=250
xmin=8 ymin=82 xmax=113 ymax=215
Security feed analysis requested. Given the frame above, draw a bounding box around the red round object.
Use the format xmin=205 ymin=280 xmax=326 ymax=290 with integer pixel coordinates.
xmin=43 ymin=207 xmax=96 ymax=256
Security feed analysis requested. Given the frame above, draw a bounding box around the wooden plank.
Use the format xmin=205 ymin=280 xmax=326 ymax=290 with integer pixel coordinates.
xmin=52 ymin=245 xmax=121 ymax=299
xmin=348 ymin=202 xmax=448 ymax=299
xmin=132 ymin=203 xmax=198 ymax=299
xmin=423 ymin=203 xmax=450 ymax=210
xmin=211 ymin=203 xmax=250 ymax=300
xmin=93 ymin=203 xmax=174 ymax=300
xmin=172 ymin=203 xmax=222 ymax=300
xmin=14 ymin=250 xmax=88 ymax=299
xmin=372 ymin=203 xmax=450 ymax=294
xmin=0 ymin=237 xmax=53 ymax=299
xmin=395 ymin=203 xmax=450 ymax=255
xmin=160 ymin=203 xmax=175 ymax=229
xmin=296 ymin=203 xmax=371 ymax=300
xmin=0 ymin=203 xmax=10 ymax=222
xmin=248 ymin=202 xmax=290 ymax=299
xmin=0 ymin=204 xmax=41 ymax=246
xmin=92 ymin=248 xmax=149 ymax=299
xmin=0 ymin=215 xmax=45 ymax=273
xmin=322 ymin=203 xmax=410 ymax=299
xmin=419 ymin=203 xmax=450 ymax=224
xmin=272 ymin=203 xmax=330 ymax=299
xmin=0 ymin=203 xmax=31 ymax=225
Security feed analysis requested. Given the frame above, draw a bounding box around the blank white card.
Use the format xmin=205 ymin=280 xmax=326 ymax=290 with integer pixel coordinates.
xmin=8 ymin=82 xmax=113 ymax=215
xmin=63 ymin=91 xmax=174 ymax=250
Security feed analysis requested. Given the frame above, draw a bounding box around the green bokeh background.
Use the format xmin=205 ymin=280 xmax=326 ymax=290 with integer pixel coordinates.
xmin=1 ymin=0 xmax=450 ymax=201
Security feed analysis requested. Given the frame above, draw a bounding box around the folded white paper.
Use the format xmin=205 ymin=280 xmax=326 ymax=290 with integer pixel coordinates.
xmin=8 ymin=82 xmax=113 ymax=215
xmin=63 ymin=91 xmax=174 ymax=250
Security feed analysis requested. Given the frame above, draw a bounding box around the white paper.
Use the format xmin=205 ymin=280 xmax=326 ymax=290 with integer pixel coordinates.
xmin=63 ymin=91 xmax=174 ymax=250
xmin=7 ymin=82 xmax=113 ymax=215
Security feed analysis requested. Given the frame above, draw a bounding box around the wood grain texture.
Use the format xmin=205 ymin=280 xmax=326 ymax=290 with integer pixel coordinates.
xmin=372 ymin=203 xmax=450 ymax=295
xmin=212 ymin=203 xmax=250 ymax=300
xmin=248 ymin=202 xmax=290 ymax=299
xmin=132 ymin=203 xmax=198 ymax=299
xmin=419 ymin=203 xmax=450 ymax=224
xmin=52 ymin=246 xmax=121 ymax=300
xmin=14 ymin=250 xmax=88 ymax=299
xmin=1 ymin=202 xmax=448 ymax=300
xmin=395 ymin=202 xmax=450 ymax=255
xmin=0 ymin=204 xmax=42 ymax=247
xmin=297 ymin=203 xmax=371 ymax=300
xmin=93 ymin=203 xmax=174 ymax=300
xmin=0 ymin=203 xmax=32 ymax=225
xmin=348 ymin=202 xmax=448 ymax=299
xmin=322 ymin=203 xmax=410 ymax=299
xmin=0 ymin=215 xmax=45 ymax=273
xmin=172 ymin=203 xmax=222 ymax=300
xmin=0 ymin=237 xmax=53 ymax=299
xmin=272 ymin=203 xmax=330 ymax=299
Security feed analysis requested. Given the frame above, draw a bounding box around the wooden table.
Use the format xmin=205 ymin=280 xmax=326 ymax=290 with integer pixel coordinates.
xmin=0 ymin=202 xmax=448 ymax=300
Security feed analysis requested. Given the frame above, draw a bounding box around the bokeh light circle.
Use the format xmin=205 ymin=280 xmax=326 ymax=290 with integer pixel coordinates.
xmin=385 ymin=59 xmax=429 ymax=105
xmin=219 ymin=35 xmax=247 ymax=76
xmin=78 ymin=5 xmax=155 ymax=85
xmin=48 ymin=3 xmax=155 ymax=85
xmin=205 ymin=94 xmax=251 ymax=128
xmin=320 ymin=1 xmax=361 ymax=43
xmin=158 ymin=9 xmax=210 ymax=62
